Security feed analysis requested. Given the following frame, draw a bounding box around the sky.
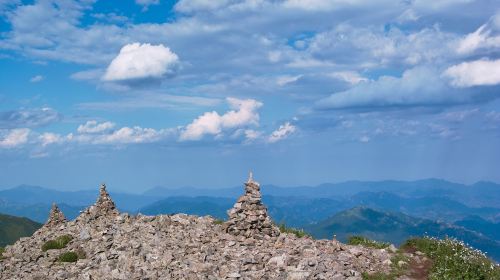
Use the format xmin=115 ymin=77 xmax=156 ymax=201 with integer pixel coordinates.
xmin=0 ymin=0 xmax=500 ymax=192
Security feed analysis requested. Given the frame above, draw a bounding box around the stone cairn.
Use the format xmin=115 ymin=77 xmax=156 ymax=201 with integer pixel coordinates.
xmin=224 ymin=172 xmax=280 ymax=239
xmin=78 ymin=183 xmax=119 ymax=220
xmin=45 ymin=203 xmax=66 ymax=227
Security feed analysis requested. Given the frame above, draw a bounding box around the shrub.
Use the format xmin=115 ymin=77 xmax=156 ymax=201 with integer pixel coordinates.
xmin=278 ymin=223 xmax=310 ymax=238
xmin=58 ymin=251 xmax=78 ymax=263
xmin=348 ymin=235 xmax=390 ymax=249
xmin=42 ymin=234 xmax=73 ymax=251
xmin=402 ymin=237 xmax=500 ymax=280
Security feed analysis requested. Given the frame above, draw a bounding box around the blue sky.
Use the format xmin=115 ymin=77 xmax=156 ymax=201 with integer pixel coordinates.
xmin=1 ymin=0 xmax=500 ymax=192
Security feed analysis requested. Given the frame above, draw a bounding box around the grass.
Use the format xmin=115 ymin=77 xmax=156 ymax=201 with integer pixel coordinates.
xmin=58 ymin=251 xmax=78 ymax=263
xmin=0 ymin=247 xmax=4 ymax=259
xmin=278 ymin=223 xmax=310 ymax=238
xmin=213 ymin=219 xmax=224 ymax=225
xmin=41 ymin=234 xmax=73 ymax=252
xmin=402 ymin=237 xmax=500 ymax=280
xmin=348 ymin=235 xmax=390 ymax=249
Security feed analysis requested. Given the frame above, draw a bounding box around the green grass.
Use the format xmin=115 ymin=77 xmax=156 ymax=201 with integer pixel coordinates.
xmin=0 ymin=247 xmax=4 ymax=259
xmin=348 ymin=235 xmax=390 ymax=249
xmin=213 ymin=219 xmax=224 ymax=225
xmin=402 ymin=237 xmax=500 ymax=280
xmin=278 ymin=223 xmax=310 ymax=238
xmin=41 ymin=234 xmax=73 ymax=252
xmin=58 ymin=251 xmax=78 ymax=263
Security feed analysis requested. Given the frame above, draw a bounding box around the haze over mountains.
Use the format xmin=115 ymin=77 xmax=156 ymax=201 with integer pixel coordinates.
xmin=1 ymin=179 xmax=499 ymax=261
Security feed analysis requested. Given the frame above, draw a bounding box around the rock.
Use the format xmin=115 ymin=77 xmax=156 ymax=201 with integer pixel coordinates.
xmin=388 ymin=244 xmax=397 ymax=253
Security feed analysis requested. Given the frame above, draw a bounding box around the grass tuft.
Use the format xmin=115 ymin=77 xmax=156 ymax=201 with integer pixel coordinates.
xmin=278 ymin=223 xmax=310 ymax=238
xmin=348 ymin=235 xmax=390 ymax=249
xmin=57 ymin=251 xmax=78 ymax=263
xmin=42 ymin=234 xmax=73 ymax=251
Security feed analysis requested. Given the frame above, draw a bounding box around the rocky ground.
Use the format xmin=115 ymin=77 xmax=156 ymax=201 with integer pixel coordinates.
xmin=1 ymin=177 xmax=404 ymax=280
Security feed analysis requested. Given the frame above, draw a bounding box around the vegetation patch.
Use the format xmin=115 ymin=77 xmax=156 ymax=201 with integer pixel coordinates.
xmin=57 ymin=251 xmax=78 ymax=263
xmin=41 ymin=234 xmax=73 ymax=251
xmin=278 ymin=223 xmax=310 ymax=238
xmin=0 ymin=247 xmax=5 ymax=259
xmin=348 ymin=235 xmax=390 ymax=249
xmin=213 ymin=219 xmax=224 ymax=225
xmin=402 ymin=237 xmax=500 ymax=280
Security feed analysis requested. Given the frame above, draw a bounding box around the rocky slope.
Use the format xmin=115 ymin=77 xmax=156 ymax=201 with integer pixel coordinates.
xmin=1 ymin=176 xmax=397 ymax=280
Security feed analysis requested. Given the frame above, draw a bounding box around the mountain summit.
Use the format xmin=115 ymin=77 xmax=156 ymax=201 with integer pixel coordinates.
xmin=1 ymin=176 xmax=396 ymax=279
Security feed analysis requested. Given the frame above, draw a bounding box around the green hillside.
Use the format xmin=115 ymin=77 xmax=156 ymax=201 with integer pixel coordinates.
xmin=305 ymin=207 xmax=500 ymax=262
xmin=0 ymin=213 xmax=42 ymax=247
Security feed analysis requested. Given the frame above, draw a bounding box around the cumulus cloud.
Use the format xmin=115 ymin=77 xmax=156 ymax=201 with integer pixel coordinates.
xmin=0 ymin=108 xmax=60 ymax=129
xmin=0 ymin=128 xmax=30 ymax=148
xmin=315 ymin=67 xmax=484 ymax=110
xmin=29 ymin=75 xmax=44 ymax=82
xmin=175 ymin=0 xmax=230 ymax=13
xmin=180 ymin=98 xmax=262 ymax=141
xmin=77 ymin=120 xmax=115 ymax=134
xmin=444 ymin=59 xmax=500 ymax=87
xmin=103 ymin=43 xmax=179 ymax=83
xmin=87 ymin=126 xmax=165 ymax=144
xmin=268 ymin=122 xmax=296 ymax=143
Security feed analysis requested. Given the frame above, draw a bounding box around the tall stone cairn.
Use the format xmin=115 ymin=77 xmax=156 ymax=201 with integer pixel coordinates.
xmin=78 ymin=183 xmax=119 ymax=220
xmin=224 ymin=172 xmax=280 ymax=239
xmin=45 ymin=203 xmax=66 ymax=227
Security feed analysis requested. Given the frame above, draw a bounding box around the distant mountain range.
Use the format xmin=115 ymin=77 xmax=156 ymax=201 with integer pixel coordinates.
xmin=0 ymin=213 xmax=41 ymax=247
xmin=305 ymin=207 xmax=500 ymax=262
xmin=1 ymin=179 xmax=499 ymax=260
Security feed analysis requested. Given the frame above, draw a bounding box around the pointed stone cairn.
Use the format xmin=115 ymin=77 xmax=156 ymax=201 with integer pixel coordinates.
xmin=45 ymin=203 xmax=66 ymax=227
xmin=78 ymin=183 xmax=119 ymax=220
xmin=224 ymin=172 xmax=280 ymax=239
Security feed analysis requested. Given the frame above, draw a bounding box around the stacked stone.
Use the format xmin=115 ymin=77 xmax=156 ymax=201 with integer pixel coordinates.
xmin=45 ymin=203 xmax=66 ymax=227
xmin=78 ymin=183 xmax=119 ymax=220
xmin=224 ymin=172 xmax=280 ymax=239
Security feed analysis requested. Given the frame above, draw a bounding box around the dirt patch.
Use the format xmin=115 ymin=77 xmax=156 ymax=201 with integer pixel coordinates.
xmin=402 ymin=246 xmax=433 ymax=280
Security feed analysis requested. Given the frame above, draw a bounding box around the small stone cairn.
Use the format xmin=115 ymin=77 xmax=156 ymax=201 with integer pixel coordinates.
xmin=224 ymin=172 xmax=280 ymax=239
xmin=45 ymin=203 xmax=66 ymax=227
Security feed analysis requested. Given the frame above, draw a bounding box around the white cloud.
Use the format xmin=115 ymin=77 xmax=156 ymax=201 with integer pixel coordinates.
xmin=316 ymin=67 xmax=451 ymax=109
xmin=328 ymin=71 xmax=368 ymax=84
xmin=103 ymin=43 xmax=179 ymax=82
xmin=268 ymin=122 xmax=296 ymax=143
xmin=38 ymin=132 xmax=63 ymax=146
xmin=0 ymin=128 xmax=30 ymax=148
xmin=276 ymin=75 xmax=302 ymax=86
xmin=0 ymin=107 xmax=60 ymax=129
xmin=175 ymin=0 xmax=231 ymax=13
xmin=91 ymin=126 xmax=165 ymax=144
xmin=359 ymin=135 xmax=370 ymax=143
xmin=457 ymin=13 xmax=500 ymax=54
xmin=136 ymin=0 xmax=160 ymax=7
xmin=29 ymin=75 xmax=43 ymax=82
xmin=180 ymin=97 xmax=262 ymax=141
xmin=77 ymin=120 xmax=115 ymax=134
xmin=444 ymin=59 xmax=500 ymax=87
